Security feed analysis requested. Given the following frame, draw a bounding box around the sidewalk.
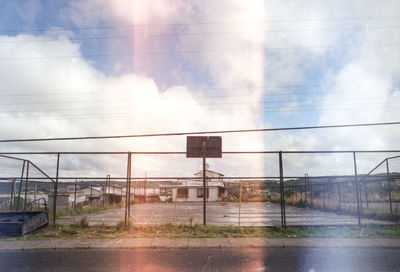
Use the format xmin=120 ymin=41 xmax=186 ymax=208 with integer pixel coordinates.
xmin=1 ymin=238 xmax=400 ymax=251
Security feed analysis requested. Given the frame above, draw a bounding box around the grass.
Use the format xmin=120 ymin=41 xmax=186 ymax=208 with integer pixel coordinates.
xmin=47 ymin=204 xmax=123 ymax=221
xmin=270 ymin=193 xmax=400 ymax=222
xmin=9 ymin=223 xmax=400 ymax=240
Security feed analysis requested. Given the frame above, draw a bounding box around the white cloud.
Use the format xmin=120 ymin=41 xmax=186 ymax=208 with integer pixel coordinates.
xmin=110 ymin=0 xmax=191 ymax=25
xmin=0 ymin=30 xmax=265 ymax=178
xmin=1 ymin=0 xmax=399 ymax=181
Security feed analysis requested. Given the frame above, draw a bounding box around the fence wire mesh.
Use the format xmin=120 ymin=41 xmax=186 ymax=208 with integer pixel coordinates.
xmin=0 ymin=151 xmax=399 ymax=227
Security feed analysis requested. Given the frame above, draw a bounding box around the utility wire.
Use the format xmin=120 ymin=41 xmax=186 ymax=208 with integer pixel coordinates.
xmin=1 ymin=15 xmax=399 ymax=33
xmin=0 ymin=121 xmax=399 ymax=143
xmin=0 ymin=94 xmax=397 ymax=108
xmin=0 ymin=109 xmax=399 ymax=123
xmin=1 ymin=43 xmax=399 ymax=61
xmin=0 ymin=104 xmax=399 ymax=122
xmin=0 ymin=89 xmax=392 ymax=99
xmin=0 ymin=82 xmax=393 ymax=97
xmin=2 ymin=25 xmax=400 ymax=43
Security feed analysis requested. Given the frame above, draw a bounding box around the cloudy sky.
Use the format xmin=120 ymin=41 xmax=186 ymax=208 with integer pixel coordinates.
xmin=0 ymin=0 xmax=399 ymax=180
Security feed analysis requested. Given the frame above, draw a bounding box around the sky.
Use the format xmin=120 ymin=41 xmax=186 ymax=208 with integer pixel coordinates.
xmin=0 ymin=0 xmax=399 ymax=180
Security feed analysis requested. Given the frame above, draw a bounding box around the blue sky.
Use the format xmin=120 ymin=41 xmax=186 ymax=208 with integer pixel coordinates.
xmin=0 ymin=0 xmax=399 ymax=177
xmin=0 ymin=0 xmax=370 ymax=128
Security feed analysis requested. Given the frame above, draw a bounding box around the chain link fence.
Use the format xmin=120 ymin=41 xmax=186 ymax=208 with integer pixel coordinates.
xmin=0 ymin=151 xmax=399 ymax=227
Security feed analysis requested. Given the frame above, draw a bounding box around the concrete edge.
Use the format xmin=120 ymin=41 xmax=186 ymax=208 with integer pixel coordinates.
xmin=1 ymin=238 xmax=400 ymax=251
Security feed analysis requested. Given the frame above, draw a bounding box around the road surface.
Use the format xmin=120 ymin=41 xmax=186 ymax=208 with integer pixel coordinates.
xmin=1 ymin=248 xmax=399 ymax=272
xmin=57 ymin=202 xmax=391 ymax=226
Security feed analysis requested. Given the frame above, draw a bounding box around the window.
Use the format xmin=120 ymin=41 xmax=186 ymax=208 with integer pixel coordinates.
xmin=197 ymin=188 xmax=209 ymax=198
xmin=160 ymin=188 xmax=172 ymax=197
xmin=177 ymin=188 xmax=188 ymax=198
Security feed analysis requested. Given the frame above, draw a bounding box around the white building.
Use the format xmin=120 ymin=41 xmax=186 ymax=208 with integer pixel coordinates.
xmin=172 ymin=170 xmax=227 ymax=202
xmin=79 ymin=187 xmax=103 ymax=198
xmin=194 ymin=169 xmax=224 ymax=181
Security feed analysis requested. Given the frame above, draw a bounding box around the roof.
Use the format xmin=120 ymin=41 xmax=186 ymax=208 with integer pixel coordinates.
xmin=177 ymin=180 xmax=225 ymax=188
xmin=91 ymin=187 xmax=104 ymax=192
xmin=134 ymin=188 xmax=160 ymax=196
xmin=104 ymin=187 xmax=125 ymax=194
xmin=193 ymin=169 xmax=224 ymax=177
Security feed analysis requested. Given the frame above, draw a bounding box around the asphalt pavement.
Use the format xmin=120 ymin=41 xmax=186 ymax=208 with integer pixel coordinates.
xmin=1 ymin=247 xmax=400 ymax=272
xmin=1 ymin=237 xmax=399 ymax=251
xmin=56 ymin=202 xmax=392 ymax=226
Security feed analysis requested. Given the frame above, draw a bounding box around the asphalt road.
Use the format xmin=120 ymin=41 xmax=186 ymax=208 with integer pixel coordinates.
xmin=1 ymin=248 xmax=399 ymax=272
xmin=57 ymin=202 xmax=391 ymax=226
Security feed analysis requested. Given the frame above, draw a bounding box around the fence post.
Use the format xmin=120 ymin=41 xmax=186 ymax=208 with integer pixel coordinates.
xmin=104 ymin=182 xmax=107 ymax=206
xmin=300 ymin=185 xmax=303 ymax=202
xmin=128 ymin=153 xmax=132 ymax=225
xmin=125 ymin=152 xmax=132 ymax=227
xmin=338 ymin=182 xmax=342 ymax=212
xmin=353 ymin=152 xmax=361 ymax=226
xmin=305 ymin=174 xmax=309 ymax=206
xmin=144 ymin=173 xmax=147 ymax=203
xmin=9 ymin=179 xmax=16 ymax=211
xmin=279 ymin=152 xmax=286 ymax=228
xmin=90 ymin=185 xmax=93 ymax=206
xmin=239 ymin=183 xmax=242 ymax=226
xmin=386 ymin=159 xmax=393 ymax=215
xmin=16 ymin=160 xmax=26 ymax=211
xmin=23 ymin=162 xmax=30 ymax=210
xmin=364 ymin=182 xmax=369 ymax=209
xmin=53 ymin=153 xmax=60 ymax=225
xmin=107 ymin=175 xmax=111 ymax=203
xmin=304 ymin=175 xmax=308 ymax=204
xmin=202 ymin=141 xmax=207 ymax=226
xmin=327 ymin=179 xmax=331 ymax=199
xmin=34 ymin=183 xmax=37 ymax=203
xmin=310 ymin=184 xmax=313 ymax=207
xmin=74 ymin=182 xmax=77 ymax=212
xmin=174 ymin=180 xmax=178 ymax=223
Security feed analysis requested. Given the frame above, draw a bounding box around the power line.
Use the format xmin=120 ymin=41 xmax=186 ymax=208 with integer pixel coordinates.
xmin=1 ymin=15 xmax=399 ymax=33
xmin=2 ymin=25 xmax=400 ymax=44
xmin=0 ymin=104 xmax=399 ymax=122
xmin=0 ymin=106 xmax=400 ymax=124
xmin=0 ymin=94 xmax=397 ymax=108
xmin=0 ymin=121 xmax=399 ymax=143
xmin=0 ymin=89 xmax=390 ymax=99
xmin=0 ymin=82 xmax=394 ymax=97
xmin=1 ymin=43 xmax=399 ymax=61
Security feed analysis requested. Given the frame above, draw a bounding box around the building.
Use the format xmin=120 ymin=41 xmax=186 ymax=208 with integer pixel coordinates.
xmin=134 ymin=186 xmax=160 ymax=203
xmin=103 ymin=186 xmax=125 ymax=205
xmin=48 ymin=186 xmax=106 ymax=209
xmin=48 ymin=193 xmax=70 ymax=210
xmin=172 ymin=169 xmax=227 ymax=202
xmin=159 ymin=185 xmax=173 ymax=202
xmin=194 ymin=169 xmax=224 ymax=181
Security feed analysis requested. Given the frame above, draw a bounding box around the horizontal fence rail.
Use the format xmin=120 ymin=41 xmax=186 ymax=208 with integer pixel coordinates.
xmin=0 ymin=150 xmax=399 ymax=228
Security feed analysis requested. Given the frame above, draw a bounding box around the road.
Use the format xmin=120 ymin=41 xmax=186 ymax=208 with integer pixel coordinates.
xmin=57 ymin=202 xmax=391 ymax=226
xmin=1 ymin=248 xmax=399 ymax=272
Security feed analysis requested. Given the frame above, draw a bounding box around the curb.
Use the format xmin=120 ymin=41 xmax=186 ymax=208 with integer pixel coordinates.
xmin=1 ymin=238 xmax=400 ymax=251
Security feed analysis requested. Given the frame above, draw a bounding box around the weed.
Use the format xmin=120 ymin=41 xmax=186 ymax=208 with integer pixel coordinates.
xmin=61 ymin=227 xmax=78 ymax=235
xmin=80 ymin=216 xmax=89 ymax=227
xmin=12 ymin=223 xmax=400 ymax=240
